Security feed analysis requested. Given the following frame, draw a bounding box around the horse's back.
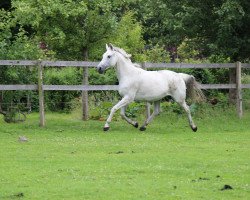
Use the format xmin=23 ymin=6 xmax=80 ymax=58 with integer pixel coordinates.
xmin=132 ymin=70 xmax=185 ymax=101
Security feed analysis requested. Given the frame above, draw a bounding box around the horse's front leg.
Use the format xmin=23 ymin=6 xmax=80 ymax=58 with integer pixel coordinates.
xmin=104 ymin=96 xmax=133 ymax=131
xmin=140 ymin=101 xmax=160 ymax=131
xmin=120 ymin=106 xmax=139 ymax=128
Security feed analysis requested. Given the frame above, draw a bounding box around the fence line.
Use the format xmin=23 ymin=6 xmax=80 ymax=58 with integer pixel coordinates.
xmin=1 ymin=83 xmax=250 ymax=90
xmin=0 ymin=60 xmax=250 ymax=125
xmin=2 ymin=84 xmax=250 ymax=90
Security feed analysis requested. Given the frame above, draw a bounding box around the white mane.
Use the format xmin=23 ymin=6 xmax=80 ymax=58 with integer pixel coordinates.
xmin=111 ymin=45 xmax=141 ymax=68
xmin=112 ymin=46 xmax=132 ymax=60
xmin=133 ymin=63 xmax=142 ymax=68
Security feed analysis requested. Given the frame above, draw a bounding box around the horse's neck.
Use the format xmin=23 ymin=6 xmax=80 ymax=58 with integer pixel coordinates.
xmin=116 ymin=55 xmax=137 ymax=82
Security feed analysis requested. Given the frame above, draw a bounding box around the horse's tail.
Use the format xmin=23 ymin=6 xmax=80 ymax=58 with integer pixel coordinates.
xmin=179 ymin=73 xmax=206 ymax=103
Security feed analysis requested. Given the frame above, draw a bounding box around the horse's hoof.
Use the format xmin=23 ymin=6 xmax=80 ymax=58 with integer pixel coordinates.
xmin=192 ymin=126 xmax=197 ymax=132
xmin=139 ymin=127 xmax=146 ymax=131
xmin=103 ymin=127 xmax=110 ymax=131
xmin=134 ymin=122 xmax=139 ymax=128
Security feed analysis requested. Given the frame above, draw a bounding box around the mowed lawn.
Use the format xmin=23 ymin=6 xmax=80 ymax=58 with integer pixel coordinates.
xmin=0 ymin=107 xmax=249 ymax=200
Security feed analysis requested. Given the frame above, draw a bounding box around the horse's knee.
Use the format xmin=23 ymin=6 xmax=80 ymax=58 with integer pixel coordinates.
xmin=111 ymin=106 xmax=118 ymax=113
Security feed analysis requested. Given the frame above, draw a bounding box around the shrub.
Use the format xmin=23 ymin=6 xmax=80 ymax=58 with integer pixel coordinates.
xmin=44 ymin=68 xmax=81 ymax=112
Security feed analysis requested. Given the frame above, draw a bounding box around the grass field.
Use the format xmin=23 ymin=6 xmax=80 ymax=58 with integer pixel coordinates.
xmin=0 ymin=106 xmax=249 ymax=200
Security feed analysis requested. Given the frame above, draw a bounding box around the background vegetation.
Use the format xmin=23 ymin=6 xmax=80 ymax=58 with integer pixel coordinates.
xmin=0 ymin=0 xmax=250 ymax=115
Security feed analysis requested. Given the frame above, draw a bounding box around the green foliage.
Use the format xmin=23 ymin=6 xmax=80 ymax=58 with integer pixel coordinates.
xmin=161 ymin=101 xmax=184 ymax=115
xmin=139 ymin=0 xmax=184 ymax=46
xmin=2 ymin=0 xmax=250 ymax=61
xmin=112 ymin=11 xmax=145 ymax=61
xmin=0 ymin=9 xmax=46 ymax=60
xmin=139 ymin=0 xmax=250 ymax=61
xmin=125 ymin=102 xmax=145 ymax=118
xmin=3 ymin=106 xmax=26 ymax=123
xmin=242 ymin=75 xmax=250 ymax=110
xmin=44 ymin=68 xmax=81 ymax=112
xmin=90 ymin=101 xmax=114 ymax=120
xmin=11 ymin=0 xmax=118 ymax=60
xmin=177 ymin=38 xmax=199 ymax=61
xmin=213 ymin=0 xmax=246 ymax=59
xmin=174 ymin=38 xmax=233 ymax=104
xmin=144 ymin=44 xmax=171 ymax=63
xmin=0 ymin=8 xmax=50 ymax=113
xmin=89 ymin=68 xmax=118 ymax=85
xmin=1 ymin=0 xmax=250 ymax=112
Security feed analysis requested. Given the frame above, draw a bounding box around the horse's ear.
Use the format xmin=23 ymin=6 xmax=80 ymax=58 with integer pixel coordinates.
xmin=108 ymin=43 xmax=114 ymax=50
xmin=106 ymin=44 xmax=109 ymax=51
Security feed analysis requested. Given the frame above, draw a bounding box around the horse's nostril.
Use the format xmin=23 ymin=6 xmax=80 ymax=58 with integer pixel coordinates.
xmin=98 ymin=67 xmax=103 ymax=74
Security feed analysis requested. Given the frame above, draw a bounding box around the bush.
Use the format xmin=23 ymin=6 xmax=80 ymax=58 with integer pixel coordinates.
xmin=44 ymin=68 xmax=81 ymax=112
xmin=144 ymin=44 xmax=171 ymax=63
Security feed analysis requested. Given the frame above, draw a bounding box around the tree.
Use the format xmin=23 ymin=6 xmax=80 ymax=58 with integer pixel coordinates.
xmin=0 ymin=7 xmax=46 ymax=112
xmin=136 ymin=0 xmax=250 ymax=62
xmin=112 ymin=11 xmax=145 ymax=61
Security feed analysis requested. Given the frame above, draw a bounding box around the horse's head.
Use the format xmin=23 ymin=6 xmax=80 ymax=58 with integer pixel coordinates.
xmin=97 ymin=44 xmax=118 ymax=74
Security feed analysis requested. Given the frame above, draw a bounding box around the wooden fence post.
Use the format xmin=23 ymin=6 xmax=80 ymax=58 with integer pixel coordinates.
xmin=229 ymin=67 xmax=237 ymax=104
xmin=236 ymin=61 xmax=243 ymax=118
xmin=142 ymin=62 xmax=151 ymax=118
xmin=82 ymin=67 xmax=89 ymax=120
xmin=0 ymin=91 xmax=3 ymax=113
xmin=38 ymin=61 xmax=45 ymax=126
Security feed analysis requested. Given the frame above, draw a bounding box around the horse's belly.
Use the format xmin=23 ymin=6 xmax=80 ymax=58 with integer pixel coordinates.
xmin=134 ymin=82 xmax=169 ymax=101
xmin=135 ymin=92 xmax=167 ymax=101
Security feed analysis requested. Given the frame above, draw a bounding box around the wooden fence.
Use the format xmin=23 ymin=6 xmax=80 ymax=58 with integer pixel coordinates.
xmin=0 ymin=60 xmax=250 ymax=126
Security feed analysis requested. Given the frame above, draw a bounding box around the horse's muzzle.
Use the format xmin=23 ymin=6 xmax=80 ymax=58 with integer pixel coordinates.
xmin=97 ymin=67 xmax=104 ymax=74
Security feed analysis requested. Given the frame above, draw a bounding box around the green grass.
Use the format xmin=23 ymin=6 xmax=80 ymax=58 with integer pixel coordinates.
xmin=0 ymin=106 xmax=249 ymax=200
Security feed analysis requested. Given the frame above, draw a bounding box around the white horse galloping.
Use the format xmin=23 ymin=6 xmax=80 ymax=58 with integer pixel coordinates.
xmin=97 ymin=44 xmax=204 ymax=132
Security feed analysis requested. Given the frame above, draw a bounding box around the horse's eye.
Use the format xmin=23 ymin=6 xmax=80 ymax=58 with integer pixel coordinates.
xmin=107 ymin=55 xmax=111 ymax=59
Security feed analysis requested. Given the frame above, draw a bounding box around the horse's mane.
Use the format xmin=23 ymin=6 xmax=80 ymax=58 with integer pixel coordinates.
xmin=110 ymin=44 xmax=141 ymax=68
xmin=112 ymin=46 xmax=132 ymax=60
xmin=133 ymin=63 xmax=142 ymax=68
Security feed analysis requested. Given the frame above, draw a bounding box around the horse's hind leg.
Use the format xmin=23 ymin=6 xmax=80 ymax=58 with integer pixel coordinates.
xmin=140 ymin=101 xmax=160 ymax=131
xmin=120 ymin=106 xmax=139 ymax=128
xmin=179 ymin=101 xmax=197 ymax=132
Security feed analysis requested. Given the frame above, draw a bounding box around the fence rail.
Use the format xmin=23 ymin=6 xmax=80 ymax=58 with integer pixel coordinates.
xmin=1 ymin=60 xmax=250 ymax=68
xmin=1 ymin=84 xmax=250 ymax=91
xmin=0 ymin=60 xmax=250 ymax=126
